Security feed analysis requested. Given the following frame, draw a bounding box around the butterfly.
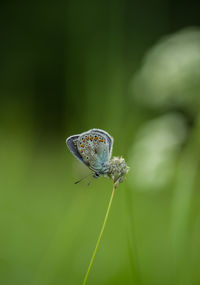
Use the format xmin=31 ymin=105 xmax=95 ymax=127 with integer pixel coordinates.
xmin=66 ymin=129 xmax=113 ymax=181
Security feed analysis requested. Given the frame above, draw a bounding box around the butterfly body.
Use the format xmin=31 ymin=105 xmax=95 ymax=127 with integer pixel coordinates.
xmin=66 ymin=129 xmax=113 ymax=176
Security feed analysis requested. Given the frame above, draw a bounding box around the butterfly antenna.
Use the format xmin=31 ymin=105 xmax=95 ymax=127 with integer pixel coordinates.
xmin=74 ymin=173 xmax=93 ymax=184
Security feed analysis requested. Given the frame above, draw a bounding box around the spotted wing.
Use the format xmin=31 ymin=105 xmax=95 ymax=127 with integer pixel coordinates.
xmin=76 ymin=129 xmax=112 ymax=173
xmin=91 ymin=129 xmax=113 ymax=158
xmin=66 ymin=135 xmax=89 ymax=167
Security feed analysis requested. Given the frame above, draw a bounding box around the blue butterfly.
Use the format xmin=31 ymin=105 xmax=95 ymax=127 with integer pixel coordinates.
xmin=66 ymin=129 xmax=113 ymax=180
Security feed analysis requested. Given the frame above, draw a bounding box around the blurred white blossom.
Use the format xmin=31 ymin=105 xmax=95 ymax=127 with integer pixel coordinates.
xmin=128 ymin=113 xmax=187 ymax=191
xmin=132 ymin=28 xmax=200 ymax=112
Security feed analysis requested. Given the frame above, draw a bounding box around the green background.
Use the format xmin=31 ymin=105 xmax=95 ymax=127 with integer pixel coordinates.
xmin=1 ymin=1 xmax=200 ymax=284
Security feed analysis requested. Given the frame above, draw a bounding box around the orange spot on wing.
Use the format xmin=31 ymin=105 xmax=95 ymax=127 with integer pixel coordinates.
xmin=86 ymin=137 xmax=89 ymax=140
xmin=90 ymin=136 xmax=93 ymax=141
xmin=80 ymin=144 xmax=84 ymax=148
xmin=82 ymin=138 xmax=86 ymax=142
xmin=99 ymin=139 xmax=104 ymax=142
xmin=94 ymin=136 xmax=98 ymax=141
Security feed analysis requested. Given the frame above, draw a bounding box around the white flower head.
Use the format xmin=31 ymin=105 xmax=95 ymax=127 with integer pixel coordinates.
xmin=107 ymin=156 xmax=129 ymax=188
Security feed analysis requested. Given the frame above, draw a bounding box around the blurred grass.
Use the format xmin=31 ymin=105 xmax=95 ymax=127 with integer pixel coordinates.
xmin=1 ymin=132 xmax=200 ymax=285
xmin=0 ymin=136 xmax=133 ymax=285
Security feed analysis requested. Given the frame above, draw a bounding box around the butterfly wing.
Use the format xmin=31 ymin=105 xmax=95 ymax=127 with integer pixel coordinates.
xmin=66 ymin=129 xmax=114 ymax=174
xmin=91 ymin=129 xmax=113 ymax=158
xmin=76 ymin=129 xmax=113 ymax=173
xmin=66 ymin=135 xmax=89 ymax=167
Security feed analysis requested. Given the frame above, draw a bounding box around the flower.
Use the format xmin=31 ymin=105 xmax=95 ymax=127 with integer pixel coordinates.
xmin=128 ymin=113 xmax=187 ymax=191
xmin=131 ymin=27 xmax=200 ymax=113
xmin=107 ymin=156 xmax=129 ymax=188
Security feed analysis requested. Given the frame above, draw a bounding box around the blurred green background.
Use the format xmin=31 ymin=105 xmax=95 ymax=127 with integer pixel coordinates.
xmin=1 ymin=0 xmax=200 ymax=284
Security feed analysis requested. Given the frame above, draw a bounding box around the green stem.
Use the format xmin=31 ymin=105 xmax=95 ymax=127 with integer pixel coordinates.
xmin=82 ymin=184 xmax=116 ymax=285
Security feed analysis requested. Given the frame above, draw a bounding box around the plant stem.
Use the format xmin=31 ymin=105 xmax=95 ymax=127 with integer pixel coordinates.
xmin=82 ymin=184 xmax=116 ymax=285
